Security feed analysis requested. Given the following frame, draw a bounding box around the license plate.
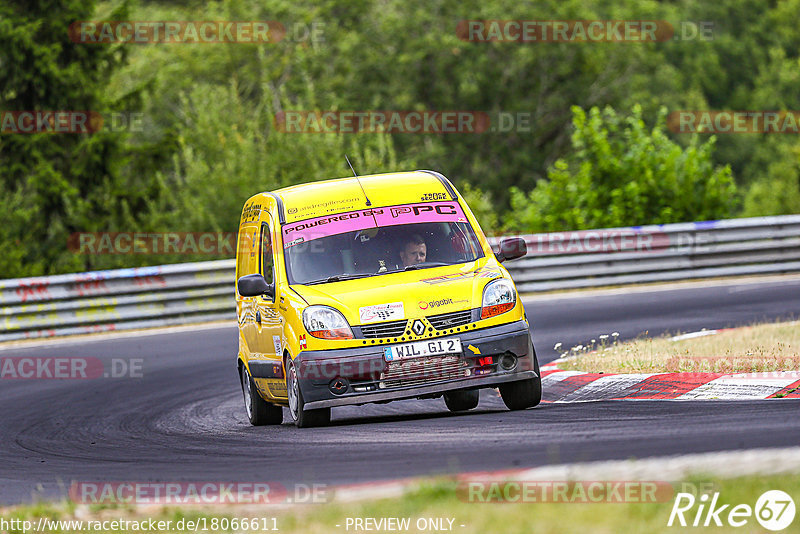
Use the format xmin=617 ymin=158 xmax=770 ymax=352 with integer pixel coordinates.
xmin=383 ymin=338 xmax=462 ymax=361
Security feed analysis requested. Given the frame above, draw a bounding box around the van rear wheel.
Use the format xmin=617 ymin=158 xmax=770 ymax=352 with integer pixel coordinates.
xmin=241 ymin=365 xmax=283 ymax=425
xmin=444 ymin=390 xmax=479 ymax=412
xmin=286 ymin=357 xmax=331 ymax=428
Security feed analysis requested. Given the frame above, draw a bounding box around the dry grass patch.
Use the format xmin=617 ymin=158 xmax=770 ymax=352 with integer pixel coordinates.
xmin=556 ymin=321 xmax=800 ymax=374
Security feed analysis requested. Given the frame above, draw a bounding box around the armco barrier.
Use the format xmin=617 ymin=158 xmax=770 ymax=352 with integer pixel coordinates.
xmin=0 ymin=260 xmax=234 ymax=342
xmin=488 ymin=215 xmax=800 ymax=292
xmin=2 ymin=215 xmax=799 ymax=342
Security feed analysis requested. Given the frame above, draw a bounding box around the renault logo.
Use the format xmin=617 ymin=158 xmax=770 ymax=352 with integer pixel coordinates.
xmin=411 ymin=320 xmax=425 ymax=336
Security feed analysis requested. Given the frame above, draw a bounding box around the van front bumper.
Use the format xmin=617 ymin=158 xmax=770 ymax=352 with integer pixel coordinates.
xmin=293 ymin=320 xmax=537 ymax=410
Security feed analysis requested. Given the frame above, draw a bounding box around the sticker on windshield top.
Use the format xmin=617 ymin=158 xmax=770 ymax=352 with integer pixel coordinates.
xmin=281 ymin=202 xmax=467 ymax=248
xmin=359 ymin=302 xmax=404 ymax=324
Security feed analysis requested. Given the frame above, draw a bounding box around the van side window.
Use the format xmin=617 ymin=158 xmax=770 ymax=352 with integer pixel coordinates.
xmin=236 ymin=225 xmax=258 ymax=279
xmin=260 ymin=222 xmax=274 ymax=286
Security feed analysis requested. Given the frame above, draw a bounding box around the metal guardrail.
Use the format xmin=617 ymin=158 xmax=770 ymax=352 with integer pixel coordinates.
xmin=489 ymin=214 xmax=800 ymax=292
xmin=0 ymin=261 xmax=234 ymax=342
xmin=2 ymin=215 xmax=799 ymax=342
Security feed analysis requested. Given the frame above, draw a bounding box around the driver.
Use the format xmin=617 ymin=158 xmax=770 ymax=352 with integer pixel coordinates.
xmin=399 ymin=234 xmax=427 ymax=268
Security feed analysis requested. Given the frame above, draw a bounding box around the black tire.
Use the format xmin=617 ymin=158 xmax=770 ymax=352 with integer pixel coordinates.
xmin=241 ymin=364 xmax=283 ymax=426
xmin=286 ymin=357 xmax=331 ymax=428
xmin=444 ymin=389 xmax=480 ymax=412
xmin=499 ymin=352 xmax=542 ymax=410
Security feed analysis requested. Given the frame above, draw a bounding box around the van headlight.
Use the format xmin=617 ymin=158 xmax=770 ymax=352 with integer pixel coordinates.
xmin=480 ymin=278 xmax=517 ymax=319
xmin=302 ymin=306 xmax=354 ymax=339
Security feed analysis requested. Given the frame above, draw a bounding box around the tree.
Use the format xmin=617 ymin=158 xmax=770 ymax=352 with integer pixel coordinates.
xmin=505 ymin=105 xmax=737 ymax=232
xmin=0 ymin=0 xmax=170 ymax=276
xmin=742 ymin=141 xmax=800 ymax=217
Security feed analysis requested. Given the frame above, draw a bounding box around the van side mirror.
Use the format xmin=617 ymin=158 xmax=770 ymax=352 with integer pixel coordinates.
xmin=495 ymin=237 xmax=527 ymax=263
xmin=237 ymin=274 xmax=274 ymax=298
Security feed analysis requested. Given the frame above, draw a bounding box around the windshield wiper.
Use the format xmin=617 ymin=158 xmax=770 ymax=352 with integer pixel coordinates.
xmin=403 ymin=261 xmax=449 ymax=271
xmin=304 ymin=273 xmax=370 ymax=285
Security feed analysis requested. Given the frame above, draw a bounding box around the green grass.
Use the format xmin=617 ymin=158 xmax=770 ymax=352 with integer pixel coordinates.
xmin=3 ymin=474 xmax=798 ymax=533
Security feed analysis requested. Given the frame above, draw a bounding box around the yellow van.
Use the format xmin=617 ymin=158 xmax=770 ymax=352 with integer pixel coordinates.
xmin=235 ymin=170 xmax=539 ymax=427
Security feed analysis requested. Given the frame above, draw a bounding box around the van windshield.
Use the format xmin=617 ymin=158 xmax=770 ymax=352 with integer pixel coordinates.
xmin=281 ymin=202 xmax=485 ymax=285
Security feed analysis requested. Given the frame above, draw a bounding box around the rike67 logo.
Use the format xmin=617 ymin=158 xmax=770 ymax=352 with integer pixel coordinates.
xmin=668 ymin=490 xmax=795 ymax=531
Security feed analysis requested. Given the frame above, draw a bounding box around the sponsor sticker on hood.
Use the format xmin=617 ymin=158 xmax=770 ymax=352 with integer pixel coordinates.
xmin=418 ymin=298 xmax=469 ymax=310
xmin=359 ymin=302 xmax=404 ymax=324
xmin=420 ymin=267 xmax=501 ymax=285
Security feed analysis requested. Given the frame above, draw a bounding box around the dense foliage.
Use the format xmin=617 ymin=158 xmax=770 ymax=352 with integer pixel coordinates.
xmin=506 ymin=106 xmax=737 ymax=232
xmin=2 ymin=0 xmax=799 ymax=276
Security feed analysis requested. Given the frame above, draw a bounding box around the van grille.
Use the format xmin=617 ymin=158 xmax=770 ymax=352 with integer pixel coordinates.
xmin=379 ymin=355 xmax=468 ymax=388
xmin=427 ymin=310 xmax=472 ymax=330
xmin=360 ymin=319 xmax=408 ymax=339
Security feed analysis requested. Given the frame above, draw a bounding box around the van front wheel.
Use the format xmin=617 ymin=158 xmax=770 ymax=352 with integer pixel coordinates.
xmin=241 ymin=365 xmax=283 ymax=426
xmin=499 ymin=354 xmax=542 ymax=410
xmin=286 ymin=357 xmax=331 ymax=428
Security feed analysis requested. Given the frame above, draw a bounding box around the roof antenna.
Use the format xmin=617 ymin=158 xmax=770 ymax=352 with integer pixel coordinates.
xmin=346 ymin=155 xmax=371 ymax=206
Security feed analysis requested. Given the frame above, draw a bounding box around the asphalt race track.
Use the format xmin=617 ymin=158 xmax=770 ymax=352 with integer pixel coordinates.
xmin=1 ymin=277 xmax=799 ymax=505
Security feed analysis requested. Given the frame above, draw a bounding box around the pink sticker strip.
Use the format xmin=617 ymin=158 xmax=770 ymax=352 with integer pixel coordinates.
xmin=281 ymin=202 xmax=467 ymax=248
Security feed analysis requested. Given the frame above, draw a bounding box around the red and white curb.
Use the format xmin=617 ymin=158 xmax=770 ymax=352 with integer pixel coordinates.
xmin=540 ymin=362 xmax=800 ymax=402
